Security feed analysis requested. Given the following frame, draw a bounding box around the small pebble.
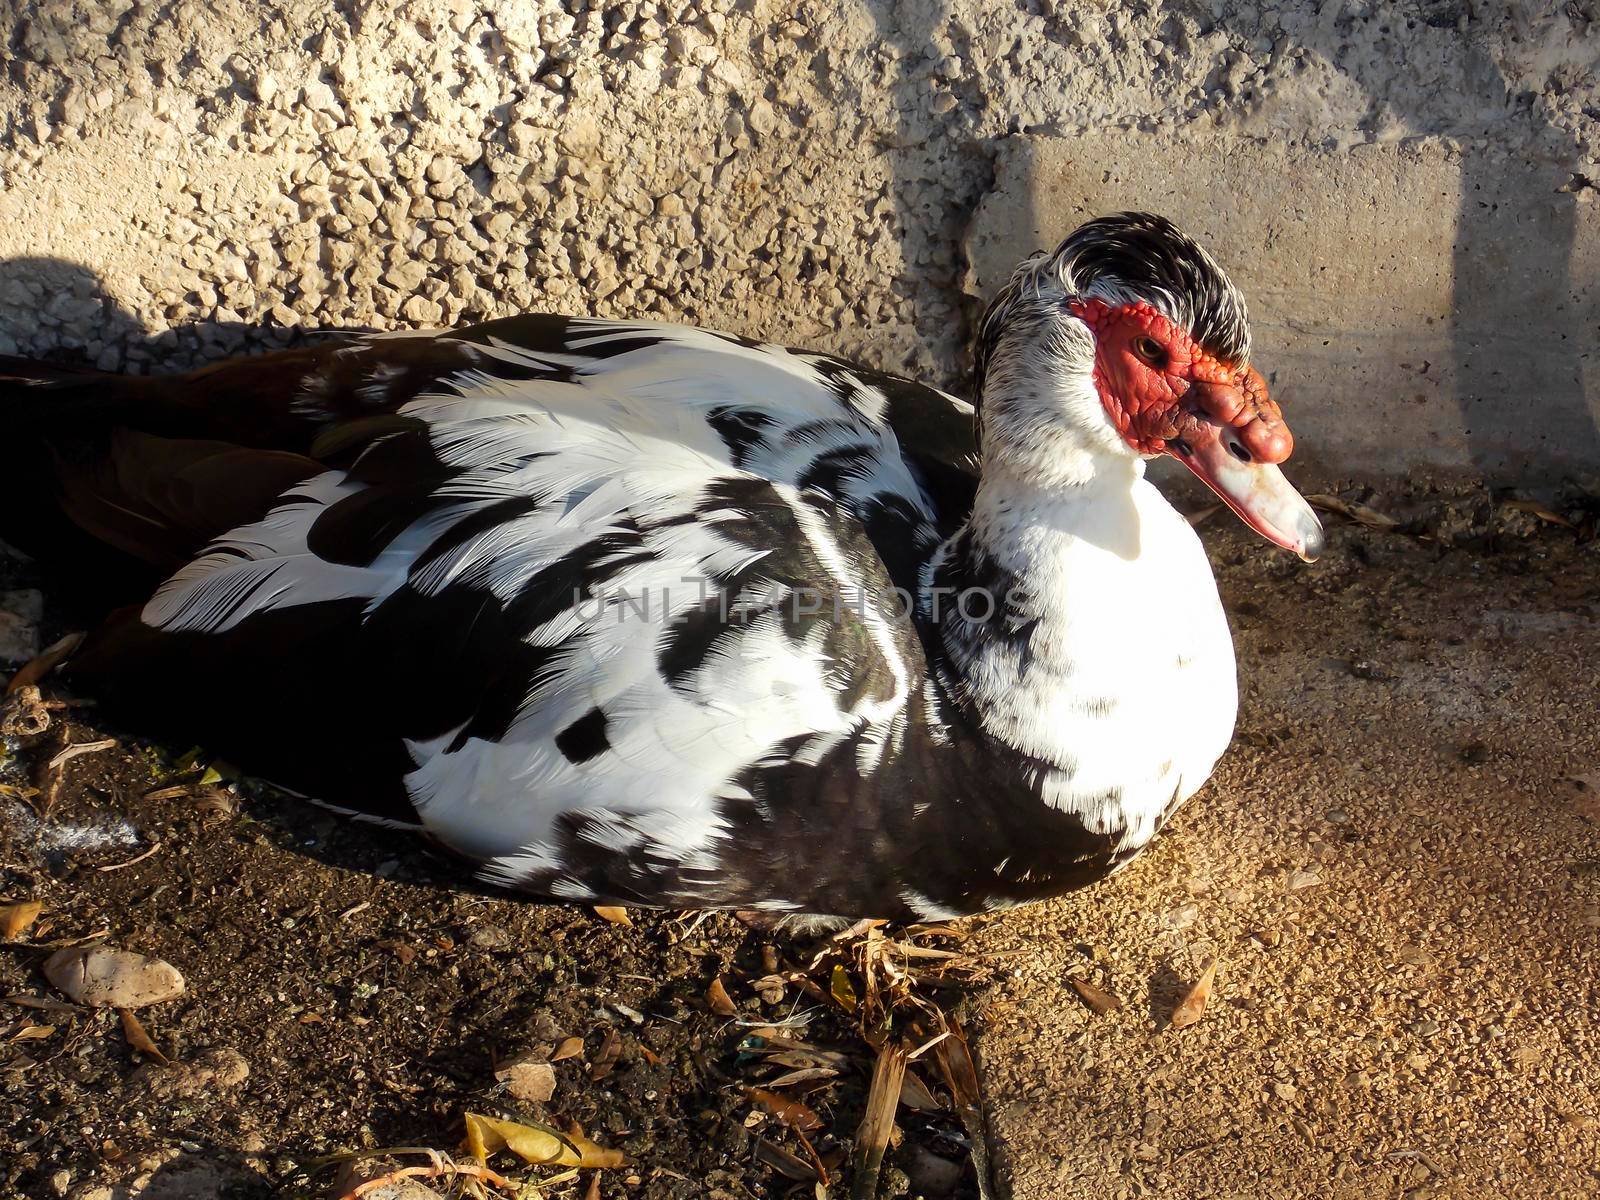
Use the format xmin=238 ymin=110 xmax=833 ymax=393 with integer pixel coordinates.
xmin=495 ymin=1049 xmax=557 ymax=1103
xmin=468 ymin=924 xmax=512 ymax=951
xmin=43 ymin=946 xmax=185 ymax=1009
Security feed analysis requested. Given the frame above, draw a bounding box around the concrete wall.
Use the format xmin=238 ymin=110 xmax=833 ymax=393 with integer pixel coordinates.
xmin=964 ymin=134 xmax=1600 ymax=483
xmin=1 ymin=1 xmax=1597 ymax=484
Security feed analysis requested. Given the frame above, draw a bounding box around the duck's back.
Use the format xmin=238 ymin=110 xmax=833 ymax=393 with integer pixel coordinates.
xmin=5 ymin=317 xmax=983 ymax=910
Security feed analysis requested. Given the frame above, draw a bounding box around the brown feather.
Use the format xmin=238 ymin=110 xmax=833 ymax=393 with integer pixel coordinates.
xmin=55 ymin=430 xmax=322 ymax=568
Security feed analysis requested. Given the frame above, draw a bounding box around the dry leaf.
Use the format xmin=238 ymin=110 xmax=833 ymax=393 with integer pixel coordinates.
xmin=1306 ymin=493 xmax=1400 ymax=530
xmin=765 ymin=1065 xmax=838 ymax=1089
xmin=706 ymin=976 xmax=737 ymax=1017
xmin=1170 ymin=960 xmax=1217 ymax=1029
xmin=5 ymin=634 xmax=83 ymax=695
xmin=462 ymin=1111 xmax=624 ymax=1169
xmin=8 ymin=1024 xmax=55 ymax=1042
xmin=6 ymin=993 xmax=81 ymax=1014
xmin=592 ymin=906 xmax=632 ymax=927
xmin=550 ymin=1036 xmax=585 ymax=1063
xmin=118 ymin=1007 xmax=169 ymax=1065
xmin=852 ymin=1042 xmax=908 ymax=1193
xmin=0 ymin=900 xmax=43 ymax=942
xmin=930 ymin=1016 xmax=980 ymax=1111
xmin=766 ymin=1049 xmax=847 ymax=1074
xmin=881 ymin=941 xmax=966 ymax=960
xmin=589 ymin=1028 xmax=622 ymax=1081
xmin=1067 ymin=977 xmax=1122 ymax=1015
xmin=753 ymin=1135 xmax=818 ymax=1182
xmin=746 ymin=1087 xmax=823 ymax=1132
xmin=1501 ymin=498 xmax=1575 ymax=529
xmin=898 ymin=1068 xmax=944 ymax=1112
xmin=43 ymin=946 xmax=185 ymax=1008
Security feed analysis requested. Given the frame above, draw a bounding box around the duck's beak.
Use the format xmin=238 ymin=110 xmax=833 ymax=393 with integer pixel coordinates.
xmin=1173 ymin=430 xmax=1324 ymax=562
xmin=1170 ymin=368 xmax=1324 ymax=563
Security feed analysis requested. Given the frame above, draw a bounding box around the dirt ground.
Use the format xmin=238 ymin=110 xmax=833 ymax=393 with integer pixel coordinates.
xmin=4 ymin=482 xmax=1598 ymax=1200
xmin=0 ymin=547 xmax=987 ymax=1200
xmin=971 ymin=490 xmax=1600 ymax=1199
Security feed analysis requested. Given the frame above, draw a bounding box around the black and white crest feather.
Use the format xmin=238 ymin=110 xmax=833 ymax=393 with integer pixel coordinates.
xmin=975 ymin=211 xmax=1251 ymax=393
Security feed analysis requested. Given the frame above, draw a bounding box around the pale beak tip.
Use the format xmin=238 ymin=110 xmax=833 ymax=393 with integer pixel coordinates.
xmin=1297 ymin=519 xmax=1327 ymax=564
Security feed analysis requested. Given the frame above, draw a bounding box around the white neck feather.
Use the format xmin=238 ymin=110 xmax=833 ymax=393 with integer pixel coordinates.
xmin=952 ymin=295 xmax=1150 ymax=591
xmin=927 ymin=298 xmax=1233 ymax=810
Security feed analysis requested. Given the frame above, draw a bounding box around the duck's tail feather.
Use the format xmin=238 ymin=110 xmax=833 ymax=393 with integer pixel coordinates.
xmin=0 ymin=353 xmax=326 ymax=595
xmin=1 ymin=356 xmax=160 ymax=595
xmin=0 ymin=354 xmax=145 ymax=432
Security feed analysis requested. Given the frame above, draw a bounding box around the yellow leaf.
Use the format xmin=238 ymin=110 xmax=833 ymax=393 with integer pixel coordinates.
xmin=1501 ymin=498 xmax=1575 ymax=529
xmin=1067 ymin=977 xmax=1122 ymax=1015
xmin=462 ymin=1112 xmax=624 ymax=1170
xmin=706 ymin=975 xmax=737 ymax=1017
xmin=1 ymin=900 xmax=43 ymax=942
xmin=1305 ymin=493 xmax=1400 ymax=530
xmin=592 ymin=905 xmax=632 ymax=927
xmin=746 ymin=1087 xmax=823 ymax=1131
xmin=119 ymin=1007 xmax=169 ymax=1065
xmin=589 ymin=1028 xmax=623 ymax=1081
xmin=829 ymin=965 xmax=857 ymax=1012
xmin=9 ymin=1024 xmax=55 ymax=1042
xmin=1170 ymin=960 xmax=1217 ymax=1029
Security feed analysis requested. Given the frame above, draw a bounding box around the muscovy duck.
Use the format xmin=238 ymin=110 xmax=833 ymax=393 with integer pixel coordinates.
xmin=1 ymin=213 xmax=1322 ymax=922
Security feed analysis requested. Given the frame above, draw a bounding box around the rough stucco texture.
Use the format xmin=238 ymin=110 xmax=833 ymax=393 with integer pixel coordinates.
xmin=1 ymin=1 xmax=1597 ymax=480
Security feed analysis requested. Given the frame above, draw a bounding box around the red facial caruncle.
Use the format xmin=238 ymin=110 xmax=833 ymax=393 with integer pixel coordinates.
xmin=1069 ymin=297 xmax=1324 ymax=562
xmin=1069 ymin=297 xmax=1290 ymax=460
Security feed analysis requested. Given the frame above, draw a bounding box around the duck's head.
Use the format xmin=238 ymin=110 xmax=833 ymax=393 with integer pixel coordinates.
xmin=975 ymin=212 xmax=1324 ymax=562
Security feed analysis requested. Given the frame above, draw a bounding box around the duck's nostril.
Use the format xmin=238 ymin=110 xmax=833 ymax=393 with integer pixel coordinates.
xmin=1227 ymin=437 xmax=1252 ymax=463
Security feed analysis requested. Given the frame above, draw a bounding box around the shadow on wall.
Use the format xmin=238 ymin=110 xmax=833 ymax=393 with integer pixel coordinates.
xmin=855 ymin=1 xmax=997 ymax=378
xmin=0 ymin=257 xmax=150 ymax=366
xmin=1284 ymin=13 xmax=1599 ymax=480
xmin=1448 ymin=142 xmax=1597 ymax=479
xmin=0 ymin=256 xmax=361 ymax=372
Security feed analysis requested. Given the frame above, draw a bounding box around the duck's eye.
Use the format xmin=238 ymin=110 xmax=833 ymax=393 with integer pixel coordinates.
xmin=1132 ymin=335 xmax=1167 ymax=367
